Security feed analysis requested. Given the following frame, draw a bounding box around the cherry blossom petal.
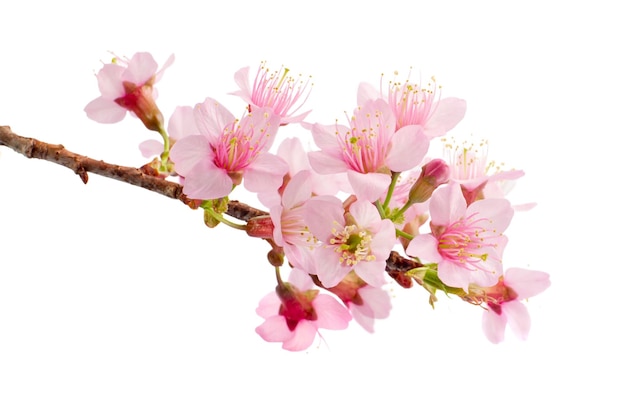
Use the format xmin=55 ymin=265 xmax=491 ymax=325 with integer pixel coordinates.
xmin=312 ymin=295 xmax=352 ymax=330
xmin=255 ymin=292 xmax=281 ymax=318
xmin=139 ymin=139 xmax=163 ymax=158
xmin=124 ymin=52 xmax=158 ymax=85
xmin=502 ymin=300 xmax=531 ymax=340
xmin=386 ymin=125 xmax=429 ymax=172
xmin=169 ymin=134 xmax=211 ymax=176
xmin=505 ymin=268 xmax=551 ymax=299
xmin=423 ymin=97 xmax=466 ymax=138
xmin=84 ymin=96 xmax=127 ymax=123
xmin=244 ymin=153 xmax=289 ymax=193
xmin=255 ymin=315 xmax=293 ymax=343
xmin=182 ymin=163 xmax=232 ymax=200
xmin=482 ymin=308 xmax=507 ymax=344
xmin=193 ymin=98 xmax=236 ymax=140
xmin=347 ymin=171 xmax=390 ymax=202
xmin=406 ymin=234 xmax=443 ymax=263
xmin=429 ymin=184 xmax=467 ymax=226
xmin=282 ymin=320 xmax=318 ymax=351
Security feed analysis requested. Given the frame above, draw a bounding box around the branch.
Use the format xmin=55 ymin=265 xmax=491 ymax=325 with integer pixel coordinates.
xmin=0 ymin=125 xmax=421 ymax=285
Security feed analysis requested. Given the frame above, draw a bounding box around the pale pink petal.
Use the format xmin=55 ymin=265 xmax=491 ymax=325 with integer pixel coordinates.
xmin=139 ymin=139 xmax=163 ymax=157
xmin=349 ymin=200 xmax=381 ymax=230
xmin=502 ymin=300 xmax=531 ymax=340
xmin=467 ymin=198 xmax=514 ymax=233
xmin=84 ymin=96 xmax=127 ymax=123
xmin=282 ymin=170 xmax=312 ymax=209
xmin=255 ymin=292 xmax=281 ymax=318
xmin=154 ymin=54 xmax=175 ymax=83
xmin=124 ymin=52 xmax=158 ymax=85
xmin=505 ymin=268 xmax=551 ymax=299
xmin=351 ymin=306 xmax=376 ymax=333
xmin=423 ymin=97 xmax=466 ymax=138
xmin=230 ymin=66 xmax=252 ymax=101
xmin=277 ymin=137 xmax=310 ymax=174
xmin=288 ymin=268 xmax=314 ymax=290
xmin=182 ymin=163 xmax=232 ymax=200
xmin=255 ymin=315 xmax=292 ymax=343
xmin=168 ymin=106 xmax=199 ymax=139
xmin=169 ymin=135 xmax=211 ymax=176
xmin=405 ymin=234 xmax=443 ymax=263
xmin=356 ymin=82 xmax=381 ymax=106
xmin=312 ymin=294 xmax=352 ymax=330
xmin=482 ymin=308 xmax=507 ymax=344
xmin=354 ymin=261 xmax=387 ymax=287
xmin=282 ymin=320 xmax=318 ymax=351
xmin=369 ymin=220 xmax=396 ymax=257
xmin=359 ymin=286 xmax=391 ymax=319
xmin=438 ymin=260 xmax=473 ymax=290
xmin=429 ymin=184 xmax=467 ymax=226
xmin=95 ymin=64 xmax=126 ymax=98
xmin=304 ymin=196 xmax=344 ymax=242
xmin=308 ymin=150 xmax=349 ymax=174
xmin=244 ymin=153 xmax=289 ymax=193
xmin=311 ymin=123 xmax=348 ymax=151
xmin=386 ymin=125 xmax=430 ymax=172
xmin=315 ymin=249 xmax=351 ymax=288
xmin=347 ymin=171 xmax=390 ymax=202
xmin=194 ymin=98 xmax=236 ymax=140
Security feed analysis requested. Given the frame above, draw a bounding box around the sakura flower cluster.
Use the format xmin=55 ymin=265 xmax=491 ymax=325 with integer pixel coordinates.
xmin=85 ymin=52 xmax=550 ymax=351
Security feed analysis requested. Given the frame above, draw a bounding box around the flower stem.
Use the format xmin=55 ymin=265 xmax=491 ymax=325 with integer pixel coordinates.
xmin=395 ymin=228 xmax=414 ymax=240
xmin=204 ymin=206 xmax=247 ymax=230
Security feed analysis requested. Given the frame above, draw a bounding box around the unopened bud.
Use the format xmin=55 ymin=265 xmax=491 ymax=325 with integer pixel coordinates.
xmin=246 ymin=215 xmax=275 ymax=239
xmin=408 ymin=159 xmax=450 ymax=203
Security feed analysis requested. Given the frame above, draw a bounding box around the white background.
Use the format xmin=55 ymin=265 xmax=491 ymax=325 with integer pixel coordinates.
xmin=1 ymin=1 xmax=623 ymax=416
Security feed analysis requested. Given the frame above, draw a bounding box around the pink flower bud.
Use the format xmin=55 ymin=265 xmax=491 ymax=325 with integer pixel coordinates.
xmin=408 ymin=159 xmax=450 ymax=203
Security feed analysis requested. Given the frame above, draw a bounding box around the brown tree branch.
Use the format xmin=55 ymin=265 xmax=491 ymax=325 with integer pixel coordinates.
xmin=0 ymin=125 xmax=421 ymax=285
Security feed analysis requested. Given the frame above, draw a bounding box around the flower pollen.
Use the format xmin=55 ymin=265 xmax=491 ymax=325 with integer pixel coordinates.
xmin=329 ymin=223 xmax=376 ymax=266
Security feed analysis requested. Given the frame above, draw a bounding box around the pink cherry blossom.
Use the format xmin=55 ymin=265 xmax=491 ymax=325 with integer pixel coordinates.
xmin=325 ymin=271 xmax=391 ymax=333
xmin=231 ymin=62 xmax=312 ymax=125
xmin=406 ymin=184 xmax=513 ymax=291
xmin=479 ymin=268 xmax=551 ymax=343
xmin=269 ymin=170 xmax=318 ymax=274
xmin=255 ymin=268 xmax=351 ymax=351
xmin=84 ymin=52 xmax=174 ymax=131
xmin=308 ymin=99 xmax=430 ymax=201
xmin=441 ymin=137 xmax=525 ymax=205
xmin=304 ymin=197 xmax=396 ymax=288
xmin=169 ymin=98 xmax=288 ymax=200
xmin=357 ymin=72 xmax=466 ymax=139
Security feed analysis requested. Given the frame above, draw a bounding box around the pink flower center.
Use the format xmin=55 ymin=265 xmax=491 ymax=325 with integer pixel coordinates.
xmin=212 ymin=119 xmax=267 ymax=173
xmin=442 ymin=138 xmax=491 ymax=181
xmin=436 ymin=212 xmax=499 ymax=272
xmin=329 ymin=223 xmax=375 ymax=266
xmin=387 ymin=76 xmax=439 ymax=129
xmin=281 ymin=205 xmax=317 ymax=249
xmin=338 ymin=109 xmax=392 ymax=173
xmin=251 ymin=62 xmax=312 ymax=118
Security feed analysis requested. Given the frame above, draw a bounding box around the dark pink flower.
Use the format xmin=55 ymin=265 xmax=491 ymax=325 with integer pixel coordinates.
xmin=84 ymin=52 xmax=174 ymax=131
xmin=255 ymin=268 xmax=351 ymax=351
